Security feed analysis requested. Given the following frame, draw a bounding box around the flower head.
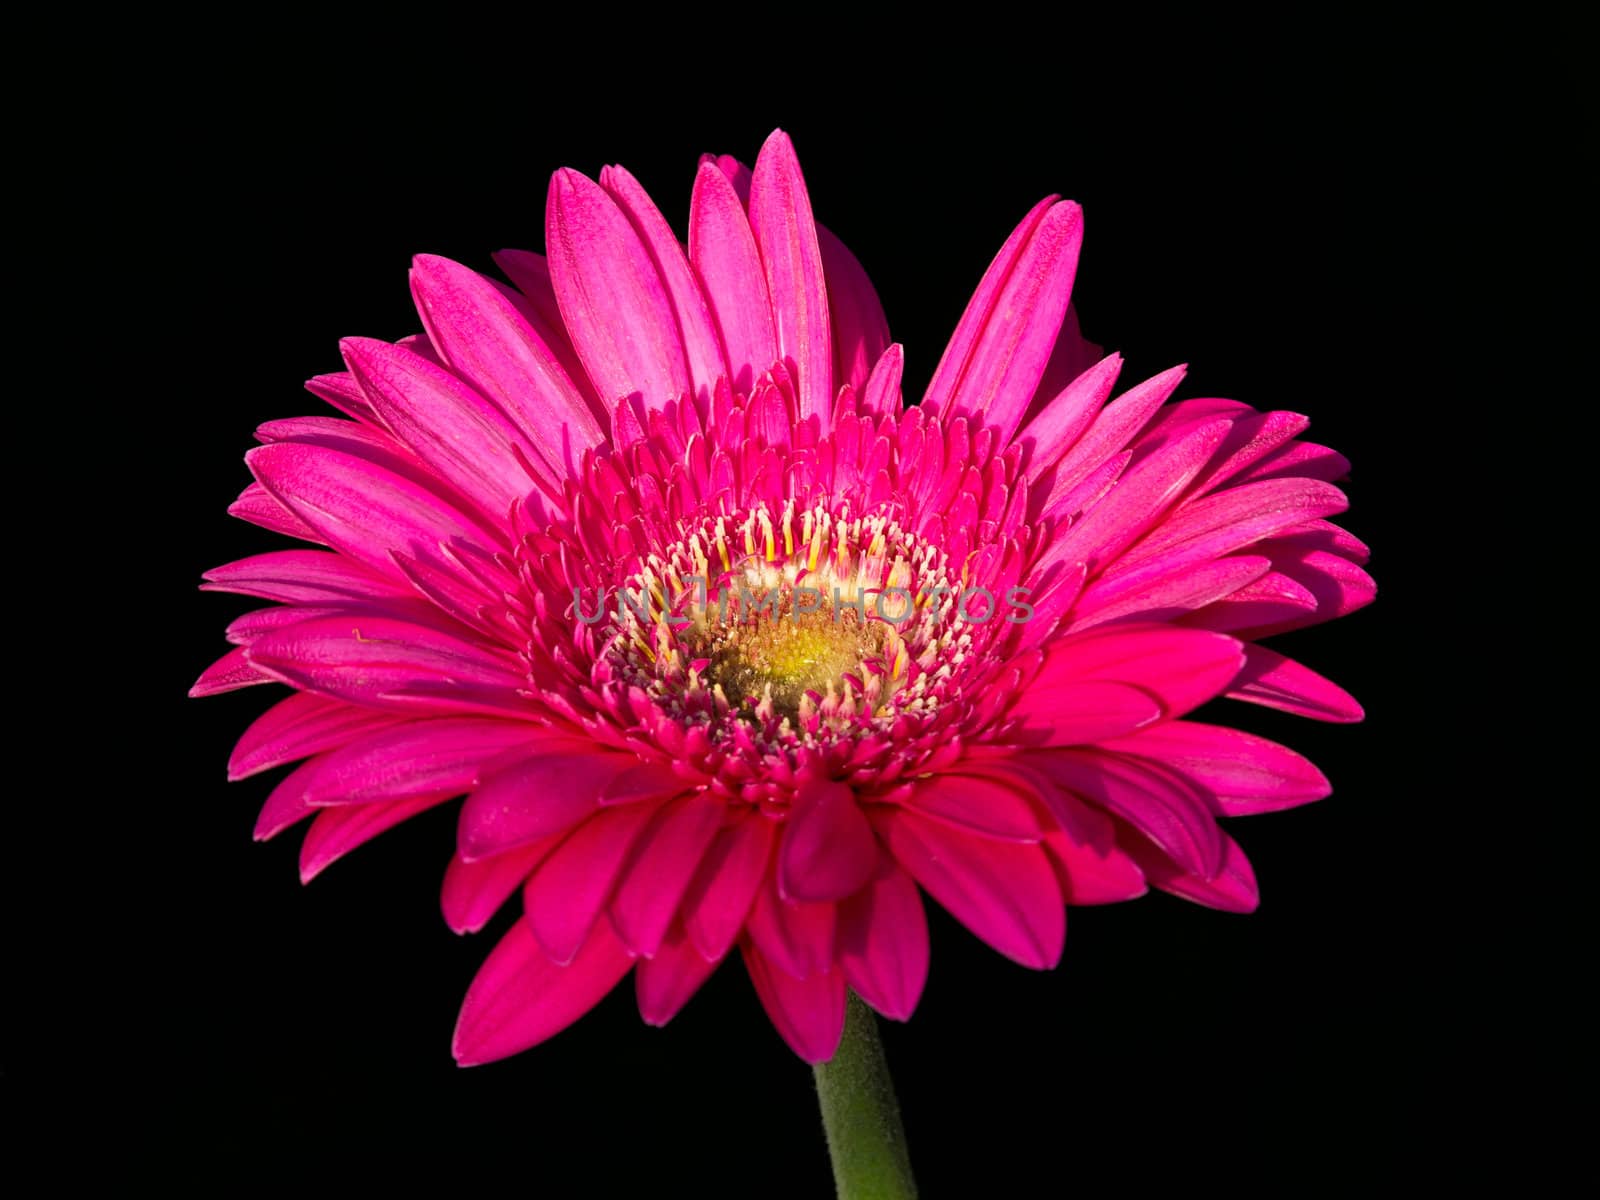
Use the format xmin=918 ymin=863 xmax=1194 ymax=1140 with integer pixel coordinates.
xmin=194 ymin=130 xmax=1372 ymax=1065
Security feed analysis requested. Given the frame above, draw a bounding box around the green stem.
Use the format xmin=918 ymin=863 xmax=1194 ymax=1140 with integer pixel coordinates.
xmin=812 ymin=991 xmax=918 ymax=1199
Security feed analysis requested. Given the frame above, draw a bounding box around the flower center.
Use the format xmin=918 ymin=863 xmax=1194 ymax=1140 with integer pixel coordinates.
xmin=595 ymin=501 xmax=990 ymax=745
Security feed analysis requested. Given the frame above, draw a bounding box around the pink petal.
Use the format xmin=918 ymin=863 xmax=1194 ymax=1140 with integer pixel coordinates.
xmin=227 ymin=693 xmax=408 ymax=780
xmin=546 ymin=167 xmax=690 ymax=422
xmin=1042 ymin=828 xmax=1148 ymax=905
xmin=689 ymin=161 xmax=775 ymax=393
xmin=748 ymin=131 xmax=831 ymax=426
xmin=299 ymin=793 xmax=452 ymax=883
xmin=779 ymin=778 xmax=878 ymax=902
xmin=1004 ymin=678 xmax=1164 ymax=746
xmin=201 ymin=549 xmax=411 ymax=605
xmin=522 ymin=802 xmax=663 ymax=965
xmin=1030 ymin=749 xmax=1223 ymax=880
xmin=949 ymin=200 xmax=1084 ymax=444
xmin=1015 ymin=353 xmax=1124 ymax=476
xmin=1043 ymin=365 xmax=1188 ymax=504
xmin=600 ymin=163 xmax=729 ymax=396
xmin=1122 ymin=827 xmax=1260 ymax=913
xmin=294 ymin=718 xmax=535 ymax=807
xmin=837 ymin=862 xmax=928 ymax=1021
xmin=341 ymin=335 xmax=547 ymax=516
xmin=1072 ymin=555 xmax=1273 ymax=630
xmin=926 ymin=196 xmax=1057 ymax=419
xmin=189 ymin=646 xmax=273 ymax=697
xmin=817 ymin=224 xmax=891 ymax=395
xmin=409 ymin=255 xmax=605 ymax=481
xmin=741 ymin=941 xmax=846 ymax=1063
xmin=244 ymin=614 xmax=526 ymax=717
xmin=441 ymin=839 xmax=561 ymax=935
xmin=246 ymin=442 xmax=499 ymax=582
xmin=1026 ymin=624 xmax=1246 ymax=722
xmin=609 ymin=794 xmax=726 ymax=958
xmin=229 ymin=481 xmax=324 ymax=543
xmin=458 ymin=743 xmax=638 ymax=860
xmin=898 ymin=773 xmax=1043 ymax=841
xmin=453 ymin=917 xmax=634 ymax=1067
xmin=871 ymin=807 xmax=1064 ymax=970
xmin=1098 ymin=721 xmax=1331 ymax=814
xmin=1226 ymin=645 xmax=1365 ymax=723
xmin=636 ymin=920 xmax=722 ymax=1027
xmin=682 ymin=814 xmax=776 ymax=960
xmin=745 ymin=876 xmax=836 ymax=980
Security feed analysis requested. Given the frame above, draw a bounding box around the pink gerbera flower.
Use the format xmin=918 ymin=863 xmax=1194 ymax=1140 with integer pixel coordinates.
xmin=193 ymin=129 xmax=1371 ymax=1070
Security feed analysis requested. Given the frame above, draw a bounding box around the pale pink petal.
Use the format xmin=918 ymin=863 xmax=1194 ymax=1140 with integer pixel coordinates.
xmin=871 ymin=807 xmax=1064 ymax=970
xmin=748 ymin=131 xmax=832 ymax=426
xmin=741 ymin=941 xmax=846 ymax=1063
xmin=453 ymin=917 xmax=635 ymax=1067
xmin=837 ymin=862 xmax=928 ymax=1021
xmin=636 ymin=920 xmax=722 ymax=1027
xmin=779 ymin=778 xmax=878 ymax=902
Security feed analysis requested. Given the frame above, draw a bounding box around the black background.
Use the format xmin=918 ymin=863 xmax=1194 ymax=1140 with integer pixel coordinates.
xmin=59 ymin=31 xmax=1529 ymax=1193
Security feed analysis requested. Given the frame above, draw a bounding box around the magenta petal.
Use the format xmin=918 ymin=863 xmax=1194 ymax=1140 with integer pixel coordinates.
xmin=1043 ymin=828 xmax=1148 ymax=905
xmin=779 ymin=779 xmax=877 ymax=902
xmin=1016 ymin=353 xmax=1124 ymax=475
xmin=228 ymin=694 xmax=408 ymax=780
xmin=817 ymin=224 xmax=891 ymax=395
xmin=244 ymin=614 xmax=526 ymax=717
xmin=189 ymin=646 xmax=273 ymax=697
xmin=636 ymin=920 xmax=721 ymax=1027
xmin=748 ymin=130 xmax=832 ymax=426
xmin=522 ymin=803 xmax=663 ymax=965
xmin=1031 ymin=749 xmax=1223 ymax=880
xmin=458 ymin=744 xmax=637 ymax=860
xmin=546 ymin=167 xmax=691 ymax=420
xmin=682 ymin=814 xmax=776 ymax=961
xmin=609 ymin=794 xmax=725 ymax=958
xmin=899 ymin=774 xmax=1042 ymax=841
xmin=299 ymin=793 xmax=453 ymax=883
xmin=872 ymin=807 xmax=1064 ymax=970
xmin=837 ymin=863 xmax=928 ymax=1021
xmin=441 ymin=840 xmax=560 ymax=935
xmin=1227 ymin=645 xmax=1365 ymax=723
xmin=1005 ymin=678 xmax=1164 ymax=746
xmin=202 ymin=549 xmax=411 ymax=605
xmin=600 ymin=163 xmax=729 ymax=396
xmin=295 ymin=718 xmax=535 ymax=807
xmin=1123 ymin=828 xmax=1260 ymax=913
xmin=453 ymin=917 xmax=634 ymax=1067
xmin=953 ymin=200 xmax=1084 ymax=444
xmin=745 ymin=876 xmax=836 ymax=980
xmin=340 ymin=335 xmax=549 ymax=514
xmin=1099 ymin=721 xmax=1332 ymax=814
xmin=1027 ymin=624 xmax=1246 ymax=721
xmin=246 ymin=442 xmax=500 ymax=581
xmin=926 ymin=196 xmax=1057 ymax=420
xmin=741 ymin=941 xmax=846 ymax=1063
xmin=689 ymin=161 xmax=776 ymax=393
